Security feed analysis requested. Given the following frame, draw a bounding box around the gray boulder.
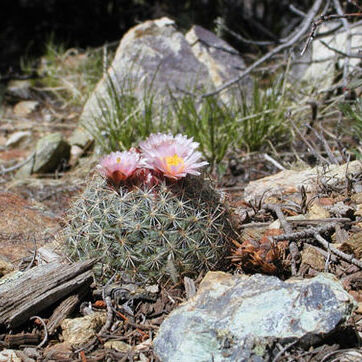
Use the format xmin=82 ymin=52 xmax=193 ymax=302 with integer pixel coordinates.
xmin=154 ymin=271 xmax=356 ymax=362
xmin=186 ymin=25 xmax=252 ymax=103
xmin=70 ymin=18 xmax=251 ymax=148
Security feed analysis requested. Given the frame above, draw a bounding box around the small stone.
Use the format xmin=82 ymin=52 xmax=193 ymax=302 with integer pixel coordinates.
xmin=68 ymin=145 xmax=84 ymax=167
xmin=15 ymin=132 xmax=70 ymax=177
xmin=43 ymin=342 xmax=73 ymax=360
xmin=0 ymin=258 xmax=14 ymax=277
xmin=307 ymin=203 xmax=330 ymax=219
xmin=0 ymin=349 xmax=21 ymax=362
xmin=352 ymin=193 xmax=362 ymax=204
xmin=7 ymin=80 xmax=32 ymax=99
xmin=5 ymin=131 xmax=32 ymax=149
xmin=104 ymin=340 xmax=132 ymax=352
xmin=301 ymin=245 xmax=325 ymax=271
xmin=357 ymin=302 xmax=362 ymax=314
xmin=13 ymin=100 xmax=39 ymax=116
xmin=61 ymin=312 xmax=106 ymax=348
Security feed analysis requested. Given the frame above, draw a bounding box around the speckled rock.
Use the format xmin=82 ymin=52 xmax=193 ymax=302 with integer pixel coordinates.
xmin=154 ymin=272 xmax=356 ymax=362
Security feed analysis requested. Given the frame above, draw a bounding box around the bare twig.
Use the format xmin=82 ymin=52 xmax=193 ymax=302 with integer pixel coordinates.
xmin=263 ymin=154 xmax=286 ymax=171
xmin=313 ymin=232 xmax=362 ymax=268
xmin=30 ymin=316 xmax=49 ymax=348
xmin=0 ymin=152 xmax=34 ymax=175
xmin=319 ymin=39 xmax=362 ymax=58
xmin=266 ymin=204 xmax=300 ymax=275
xmin=272 ymin=339 xmax=299 ymax=362
xmin=98 ymin=296 xmax=113 ymax=336
xmin=272 ymin=223 xmax=336 ymax=242
xmin=214 ymin=18 xmax=276 ymax=46
xmin=301 ymin=12 xmax=362 ymax=55
xmin=201 ymin=0 xmax=323 ymax=98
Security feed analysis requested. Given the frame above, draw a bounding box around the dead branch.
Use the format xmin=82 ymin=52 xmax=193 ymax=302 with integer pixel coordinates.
xmin=272 ymin=223 xmax=336 ymax=242
xmin=313 ymin=232 xmax=362 ymax=268
xmin=201 ymin=0 xmax=324 ymax=98
xmin=266 ymin=204 xmax=300 ymax=275
xmin=319 ymin=39 xmax=362 ymax=58
xmin=301 ymin=12 xmax=362 ymax=55
xmin=98 ymin=296 xmax=113 ymax=337
xmin=30 ymin=316 xmax=48 ymax=348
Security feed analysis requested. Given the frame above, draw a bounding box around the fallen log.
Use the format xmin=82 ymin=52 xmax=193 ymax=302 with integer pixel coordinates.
xmin=0 ymin=259 xmax=96 ymax=329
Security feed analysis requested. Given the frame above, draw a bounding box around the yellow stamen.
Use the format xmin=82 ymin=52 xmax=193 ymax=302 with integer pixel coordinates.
xmin=116 ymin=157 xmax=121 ymax=163
xmin=164 ymin=154 xmax=185 ymax=173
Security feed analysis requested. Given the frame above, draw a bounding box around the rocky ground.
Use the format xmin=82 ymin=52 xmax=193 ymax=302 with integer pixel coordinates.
xmin=0 ymin=16 xmax=362 ymax=362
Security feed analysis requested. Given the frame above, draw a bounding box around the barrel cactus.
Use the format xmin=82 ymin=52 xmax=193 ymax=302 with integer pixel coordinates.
xmin=64 ymin=133 xmax=234 ymax=284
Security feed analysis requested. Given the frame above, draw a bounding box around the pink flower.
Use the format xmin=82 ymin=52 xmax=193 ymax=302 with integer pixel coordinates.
xmin=97 ymin=150 xmax=144 ymax=186
xmin=140 ymin=133 xmax=208 ymax=179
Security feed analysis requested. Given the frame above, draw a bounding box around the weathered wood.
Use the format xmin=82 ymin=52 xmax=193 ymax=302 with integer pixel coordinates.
xmin=5 ymin=332 xmax=41 ymax=347
xmin=0 ymin=259 xmax=96 ymax=329
xmin=47 ymin=286 xmax=88 ymax=335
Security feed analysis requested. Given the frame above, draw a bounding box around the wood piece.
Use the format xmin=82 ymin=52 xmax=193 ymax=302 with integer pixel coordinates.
xmin=47 ymin=287 xmax=88 ymax=335
xmin=0 ymin=259 xmax=96 ymax=329
xmin=5 ymin=333 xmax=40 ymax=348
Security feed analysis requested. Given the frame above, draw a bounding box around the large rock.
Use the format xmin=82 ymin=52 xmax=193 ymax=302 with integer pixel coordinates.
xmin=185 ymin=25 xmax=252 ymax=103
xmin=299 ymin=23 xmax=362 ymax=89
xmin=70 ymin=18 xmax=251 ymax=148
xmin=154 ymin=272 xmax=356 ymax=362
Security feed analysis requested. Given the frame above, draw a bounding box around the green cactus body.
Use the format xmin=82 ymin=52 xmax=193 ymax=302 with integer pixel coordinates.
xmin=65 ymin=175 xmax=232 ymax=284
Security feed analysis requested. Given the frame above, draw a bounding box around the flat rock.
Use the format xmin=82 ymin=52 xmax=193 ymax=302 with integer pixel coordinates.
xmin=0 ymin=192 xmax=59 ymax=262
xmin=243 ymin=161 xmax=362 ymax=202
xmin=104 ymin=340 xmax=132 ymax=353
xmin=154 ymin=272 xmax=356 ymax=362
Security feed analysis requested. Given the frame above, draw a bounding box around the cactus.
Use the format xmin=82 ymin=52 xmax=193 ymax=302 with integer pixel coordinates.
xmin=63 ymin=133 xmax=234 ymax=284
